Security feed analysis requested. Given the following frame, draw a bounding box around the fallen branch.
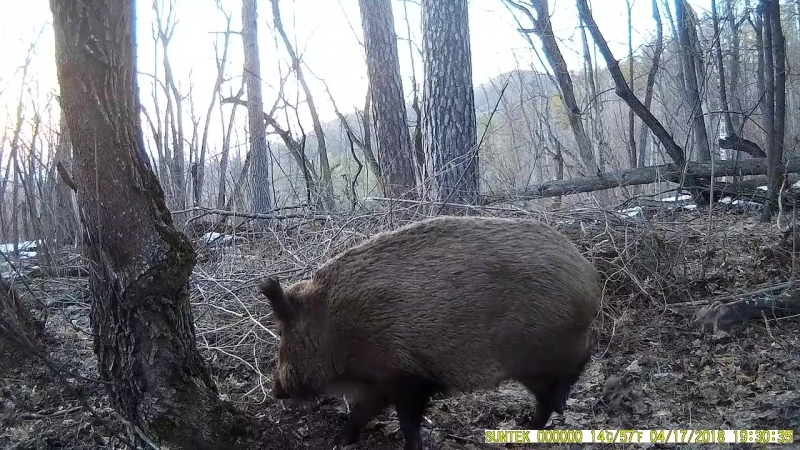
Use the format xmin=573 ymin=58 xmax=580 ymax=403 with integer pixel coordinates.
xmin=21 ymin=405 xmax=83 ymax=420
xmin=718 ymin=135 xmax=767 ymax=158
xmin=482 ymin=157 xmax=800 ymax=204
xmin=171 ymin=206 xmax=330 ymax=222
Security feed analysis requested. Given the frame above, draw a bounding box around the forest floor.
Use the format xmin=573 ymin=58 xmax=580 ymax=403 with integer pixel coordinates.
xmin=2 ymin=204 xmax=800 ymax=449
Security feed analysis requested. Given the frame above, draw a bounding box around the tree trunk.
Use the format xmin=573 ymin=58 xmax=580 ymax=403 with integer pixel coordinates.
xmin=422 ymin=0 xmax=480 ymax=206
xmin=200 ymin=10 xmax=233 ymax=209
xmin=52 ymin=116 xmax=79 ymax=246
xmin=270 ymin=0 xmax=334 ymax=210
xmin=724 ymin=0 xmax=742 ymax=135
xmin=217 ymin=83 xmax=244 ymax=210
xmin=675 ymin=0 xmax=711 ymax=161
xmin=711 ymin=0 xmax=735 ymax=143
xmin=636 ymin=0 xmax=664 ymax=168
xmin=359 ymin=93 xmax=381 ymax=178
xmin=400 ymin=0 xmax=427 ymax=188
xmin=16 ymin=117 xmax=56 ymax=274
xmin=761 ymin=0 xmax=787 ymax=222
xmin=243 ymin=0 xmax=273 ymax=215
xmin=753 ymin=2 xmax=767 ymax=122
xmin=49 ymin=0 xmax=261 ymax=447
xmin=154 ymin=2 xmax=187 ymax=210
xmin=625 ymin=0 xmax=637 ymax=169
xmin=358 ymin=0 xmax=418 ymax=199
xmin=578 ymin=9 xmax=607 ymax=173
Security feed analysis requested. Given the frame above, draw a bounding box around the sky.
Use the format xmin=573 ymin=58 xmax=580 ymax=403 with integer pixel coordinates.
xmin=0 ymin=0 xmax=711 ymax=162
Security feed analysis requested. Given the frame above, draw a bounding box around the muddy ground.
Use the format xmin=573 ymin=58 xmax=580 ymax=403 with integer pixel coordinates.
xmin=2 ymin=208 xmax=799 ymax=449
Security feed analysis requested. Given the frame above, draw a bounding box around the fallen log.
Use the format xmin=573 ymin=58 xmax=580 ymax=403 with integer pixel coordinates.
xmin=482 ymin=157 xmax=800 ymax=204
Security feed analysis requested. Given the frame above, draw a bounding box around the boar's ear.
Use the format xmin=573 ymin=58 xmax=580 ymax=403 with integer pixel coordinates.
xmin=258 ymin=277 xmax=295 ymax=322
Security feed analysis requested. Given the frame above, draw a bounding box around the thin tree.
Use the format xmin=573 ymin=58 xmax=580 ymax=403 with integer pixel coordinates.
xmin=625 ymin=0 xmax=637 ymax=168
xmin=636 ymin=0 xmax=665 ymax=167
xmin=504 ymin=0 xmax=597 ymax=176
xmin=724 ymin=0 xmax=742 ymax=134
xmin=154 ymin=0 xmax=188 ymax=208
xmin=422 ymin=0 xmax=480 ymax=206
xmin=761 ymin=0 xmax=786 ymax=221
xmin=578 ymin=8 xmax=607 ymax=172
xmin=243 ymin=0 xmax=273 ymax=213
xmin=270 ymin=0 xmax=334 ymax=210
xmin=675 ymin=0 xmax=711 ymax=161
xmin=197 ymin=1 xmax=234 ymax=207
xmin=48 ymin=0 xmax=269 ymax=446
xmin=576 ymin=0 xmax=686 ymax=167
xmin=358 ymin=0 xmax=418 ymax=199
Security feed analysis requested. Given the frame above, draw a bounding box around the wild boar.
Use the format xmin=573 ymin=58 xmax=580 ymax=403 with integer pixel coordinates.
xmin=259 ymin=215 xmax=599 ymax=450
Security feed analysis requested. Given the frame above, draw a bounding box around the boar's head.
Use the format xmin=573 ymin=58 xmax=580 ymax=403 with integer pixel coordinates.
xmin=259 ymin=277 xmax=331 ymax=400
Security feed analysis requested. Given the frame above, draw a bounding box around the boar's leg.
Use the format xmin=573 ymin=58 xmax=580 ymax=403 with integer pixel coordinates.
xmin=551 ymin=350 xmax=591 ymax=413
xmin=517 ymin=350 xmax=592 ymax=429
xmin=389 ymin=376 xmax=440 ymax=450
xmin=516 ymin=375 xmax=560 ymax=429
xmin=336 ymin=389 xmax=388 ymax=446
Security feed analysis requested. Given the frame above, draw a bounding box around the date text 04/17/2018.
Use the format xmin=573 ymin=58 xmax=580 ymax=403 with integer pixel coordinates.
xmin=483 ymin=429 xmax=795 ymax=444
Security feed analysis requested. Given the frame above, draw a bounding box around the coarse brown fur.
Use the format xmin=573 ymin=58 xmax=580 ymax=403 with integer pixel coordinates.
xmin=259 ymin=215 xmax=600 ymax=450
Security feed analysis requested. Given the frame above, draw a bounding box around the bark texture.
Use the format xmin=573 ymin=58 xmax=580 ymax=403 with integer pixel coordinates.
xmin=422 ymin=0 xmax=480 ymax=205
xmin=358 ymin=0 xmax=418 ymax=199
xmin=243 ymin=0 xmax=273 ymax=214
xmin=49 ymin=0 xmax=254 ymax=447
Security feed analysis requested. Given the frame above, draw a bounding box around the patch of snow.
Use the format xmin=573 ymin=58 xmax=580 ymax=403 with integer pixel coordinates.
xmin=682 ymin=203 xmax=698 ymax=210
xmin=660 ymin=194 xmax=693 ymax=202
xmin=718 ymin=196 xmax=762 ymax=210
xmin=202 ymin=232 xmax=233 ymax=245
xmin=0 ymin=240 xmax=39 ymax=254
xmin=733 ymin=199 xmax=762 ymax=209
xmin=757 ymin=185 xmax=768 ymax=191
xmin=618 ymin=206 xmax=643 ymax=218
xmin=793 ymin=180 xmax=800 ymax=189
